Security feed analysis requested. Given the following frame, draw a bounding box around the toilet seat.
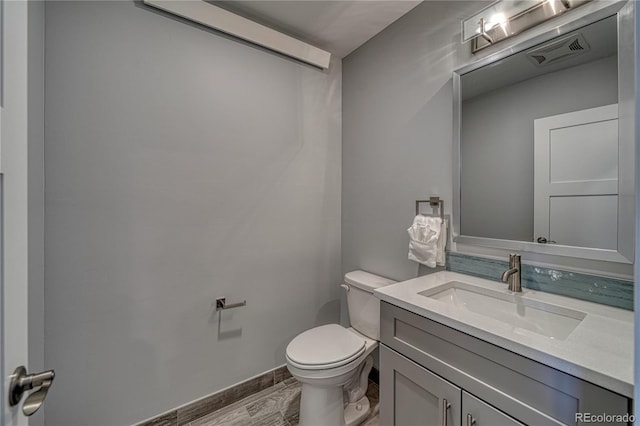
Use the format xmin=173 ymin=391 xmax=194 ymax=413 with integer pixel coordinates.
xmin=286 ymin=324 xmax=366 ymax=370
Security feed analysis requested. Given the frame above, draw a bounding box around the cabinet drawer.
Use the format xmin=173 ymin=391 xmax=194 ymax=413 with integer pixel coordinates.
xmin=381 ymin=302 xmax=630 ymax=426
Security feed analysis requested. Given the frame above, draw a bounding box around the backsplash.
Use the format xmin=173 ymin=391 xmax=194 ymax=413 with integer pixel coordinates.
xmin=446 ymin=252 xmax=633 ymax=310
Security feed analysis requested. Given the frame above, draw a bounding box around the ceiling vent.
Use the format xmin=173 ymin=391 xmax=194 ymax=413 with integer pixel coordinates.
xmin=526 ymin=33 xmax=591 ymax=67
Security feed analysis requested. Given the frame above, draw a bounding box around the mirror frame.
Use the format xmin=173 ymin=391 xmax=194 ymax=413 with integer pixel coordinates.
xmin=452 ymin=0 xmax=635 ymax=264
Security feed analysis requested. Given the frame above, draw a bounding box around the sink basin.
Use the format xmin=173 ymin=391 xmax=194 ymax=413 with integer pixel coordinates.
xmin=419 ymin=281 xmax=586 ymax=340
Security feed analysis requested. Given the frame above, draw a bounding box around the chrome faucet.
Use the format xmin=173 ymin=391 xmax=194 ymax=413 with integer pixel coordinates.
xmin=501 ymin=253 xmax=522 ymax=292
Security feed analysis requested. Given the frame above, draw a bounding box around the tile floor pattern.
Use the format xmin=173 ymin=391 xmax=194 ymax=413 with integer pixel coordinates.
xmin=187 ymin=378 xmax=380 ymax=426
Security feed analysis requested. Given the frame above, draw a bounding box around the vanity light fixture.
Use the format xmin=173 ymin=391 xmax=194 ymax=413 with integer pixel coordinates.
xmin=463 ymin=0 xmax=590 ymax=52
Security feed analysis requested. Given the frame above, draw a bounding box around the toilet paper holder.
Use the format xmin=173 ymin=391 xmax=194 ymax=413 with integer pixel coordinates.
xmin=215 ymin=297 xmax=247 ymax=311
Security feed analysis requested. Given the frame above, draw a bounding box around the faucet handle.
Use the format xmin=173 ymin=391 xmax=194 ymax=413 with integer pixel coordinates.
xmin=504 ymin=253 xmax=523 ymax=292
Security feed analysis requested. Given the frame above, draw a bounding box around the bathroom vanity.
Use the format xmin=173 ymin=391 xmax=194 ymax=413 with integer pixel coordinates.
xmin=375 ymin=271 xmax=633 ymax=426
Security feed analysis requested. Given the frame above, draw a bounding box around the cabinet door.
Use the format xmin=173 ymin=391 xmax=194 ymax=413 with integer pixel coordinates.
xmin=381 ymin=345 xmax=461 ymax=426
xmin=462 ymin=391 xmax=524 ymax=426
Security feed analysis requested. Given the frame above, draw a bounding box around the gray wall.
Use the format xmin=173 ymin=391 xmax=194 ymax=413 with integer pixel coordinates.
xmin=342 ymin=1 xmax=489 ymax=282
xmin=461 ymin=55 xmax=618 ymax=241
xmin=44 ymin=2 xmax=341 ymax=425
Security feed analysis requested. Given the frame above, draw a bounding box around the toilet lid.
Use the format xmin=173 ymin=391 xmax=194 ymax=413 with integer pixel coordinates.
xmin=286 ymin=324 xmax=366 ymax=369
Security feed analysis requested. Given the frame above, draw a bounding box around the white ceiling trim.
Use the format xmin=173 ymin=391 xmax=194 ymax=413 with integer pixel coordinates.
xmin=144 ymin=0 xmax=332 ymax=69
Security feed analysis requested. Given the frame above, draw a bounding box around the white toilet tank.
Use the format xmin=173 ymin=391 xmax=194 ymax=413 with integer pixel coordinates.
xmin=344 ymin=271 xmax=396 ymax=340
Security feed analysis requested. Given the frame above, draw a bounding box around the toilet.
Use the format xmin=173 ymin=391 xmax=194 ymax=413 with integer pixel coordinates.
xmin=286 ymin=271 xmax=395 ymax=426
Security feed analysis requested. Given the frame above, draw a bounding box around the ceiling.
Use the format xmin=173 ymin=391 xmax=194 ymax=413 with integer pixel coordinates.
xmin=214 ymin=1 xmax=423 ymax=58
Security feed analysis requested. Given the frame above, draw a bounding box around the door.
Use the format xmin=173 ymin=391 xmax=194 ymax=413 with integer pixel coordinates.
xmin=380 ymin=345 xmax=462 ymax=426
xmin=3 ymin=0 xmax=29 ymax=424
xmin=3 ymin=1 xmax=49 ymax=425
xmin=534 ymin=104 xmax=619 ymax=249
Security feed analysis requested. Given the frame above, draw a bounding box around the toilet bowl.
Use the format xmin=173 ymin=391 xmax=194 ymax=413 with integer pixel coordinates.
xmin=286 ymin=271 xmax=395 ymax=426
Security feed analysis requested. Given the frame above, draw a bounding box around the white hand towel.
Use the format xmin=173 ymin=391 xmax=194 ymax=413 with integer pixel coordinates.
xmin=407 ymin=215 xmax=442 ymax=268
xmin=436 ymin=219 xmax=447 ymax=266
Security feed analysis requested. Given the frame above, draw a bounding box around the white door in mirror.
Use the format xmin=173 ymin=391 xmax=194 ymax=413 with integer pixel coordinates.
xmin=534 ymin=103 xmax=618 ymax=249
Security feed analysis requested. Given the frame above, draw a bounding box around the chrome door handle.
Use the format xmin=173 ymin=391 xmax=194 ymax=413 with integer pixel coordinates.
xmin=9 ymin=365 xmax=55 ymax=416
xmin=537 ymin=236 xmax=556 ymax=244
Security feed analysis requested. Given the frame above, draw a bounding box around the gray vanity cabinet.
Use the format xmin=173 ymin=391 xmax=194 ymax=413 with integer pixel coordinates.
xmin=379 ymin=302 xmax=631 ymax=426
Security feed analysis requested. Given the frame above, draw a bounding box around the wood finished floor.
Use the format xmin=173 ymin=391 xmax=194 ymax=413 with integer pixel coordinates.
xmin=187 ymin=378 xmax=380 ymax=426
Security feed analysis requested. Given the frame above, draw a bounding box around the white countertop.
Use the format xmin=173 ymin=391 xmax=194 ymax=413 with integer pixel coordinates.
xmin=374 ymin=271 xmax=634 ymax=398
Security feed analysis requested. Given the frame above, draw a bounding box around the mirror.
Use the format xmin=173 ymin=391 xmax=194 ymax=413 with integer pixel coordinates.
xmin=453 ymin=2 xmax=635 ymax=263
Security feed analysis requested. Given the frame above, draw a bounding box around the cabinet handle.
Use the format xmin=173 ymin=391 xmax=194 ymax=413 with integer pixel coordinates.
xmin=441 ymin=398 xmax=451 ymax=426
xmin=467 ymin=413 xmax=476 ymax=426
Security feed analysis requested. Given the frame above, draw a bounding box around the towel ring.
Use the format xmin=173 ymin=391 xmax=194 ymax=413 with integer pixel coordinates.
xmin=415 ymin=197 xmax=444 ymax=220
